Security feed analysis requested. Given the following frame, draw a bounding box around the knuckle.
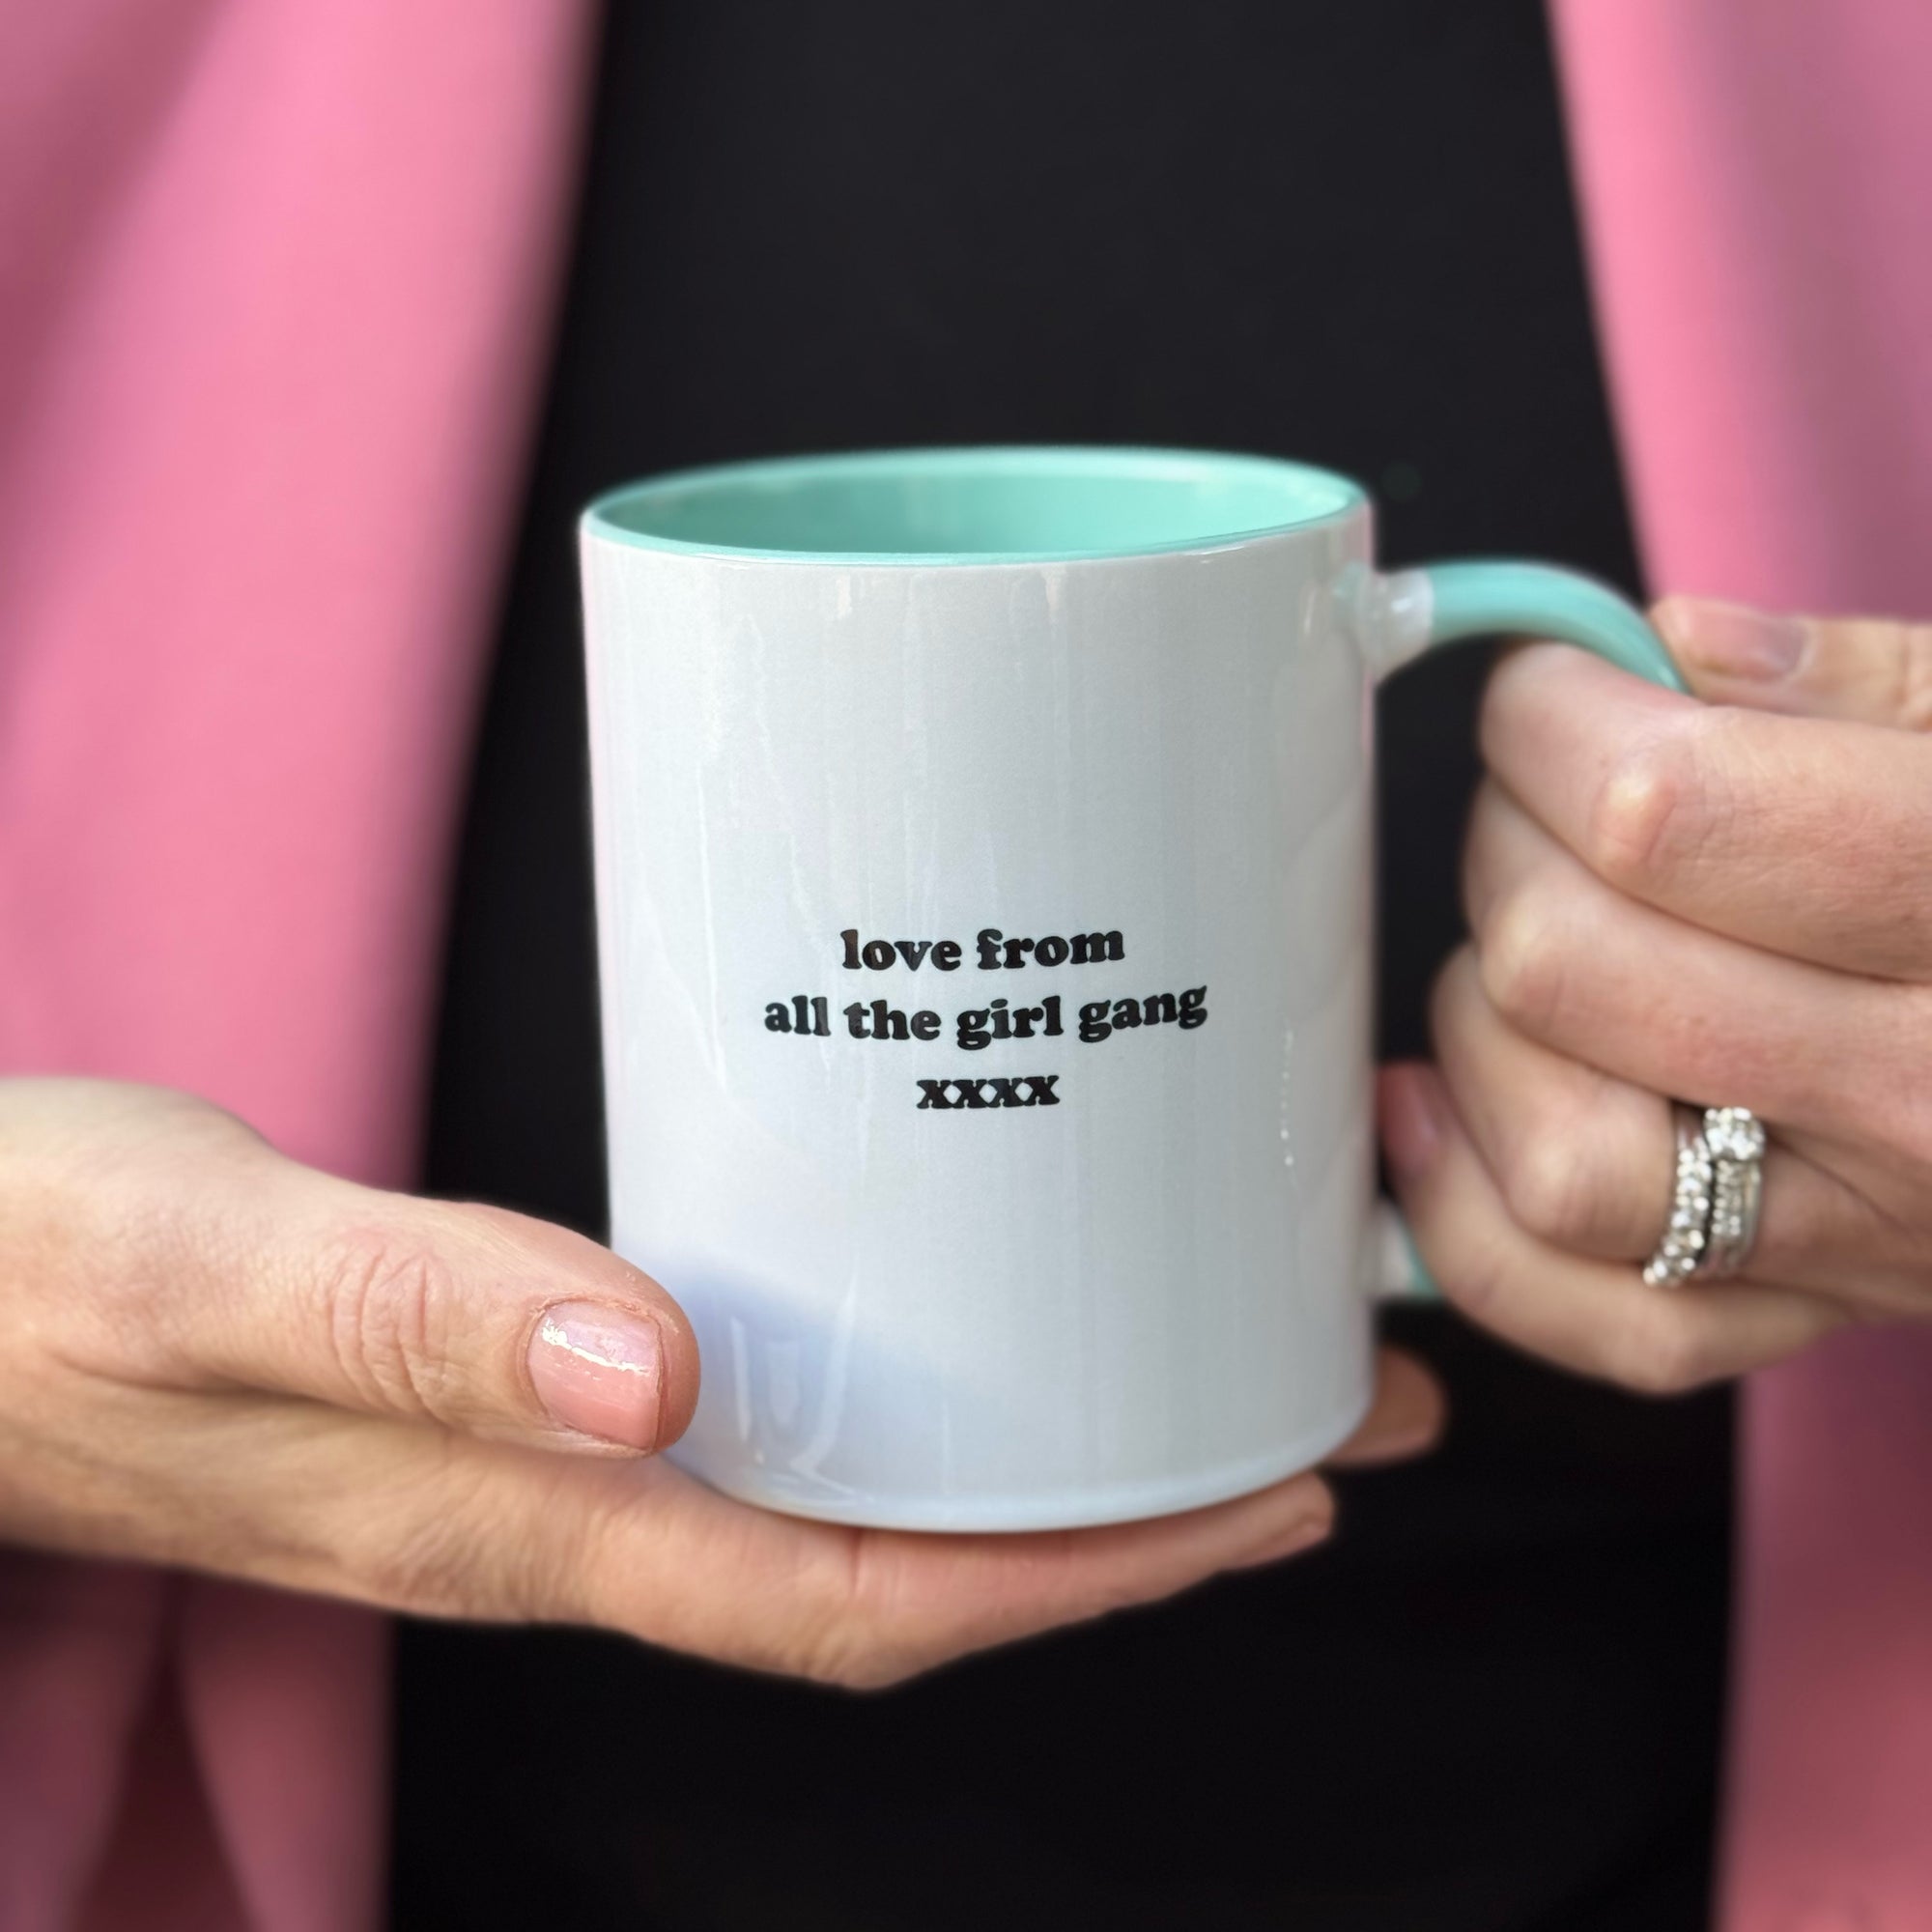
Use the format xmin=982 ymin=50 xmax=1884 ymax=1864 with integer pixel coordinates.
xmin=359 ymin=1457 xmax=579 ymax=1623
xmin=1433 ymin=1227 xmax=1513 ymax=1326
xmin=316 ymin=1224 xmax=457 ymax=1423
xmin=1611 ymin=1306 xmax=1715 ymax=1398
xmin=1583 ymin=724 xmax=1718 ymax=895
xmin=345 ymin=1452 xmax=490 ymax=1613
xmin=794 ymin=1574 xmax=918 ymax=1691
xmin=1498 ymin=1129 xmax=1601 ymax=1249
xmin=734 ymin=1534 xmax=905 ymax=1691
xmin=1478 ymin=886 xmax=1570 ymax=1037
xmin=796 ymin=1537 xmax=1053 ymax=1692
xmin=810 ymin=1642 xmax=918 ymax=1693
xmin=1428 ymin=945 xmax=1482 ymax=1042
xmin=356 ymin=1508 xmax=475 ymax=1615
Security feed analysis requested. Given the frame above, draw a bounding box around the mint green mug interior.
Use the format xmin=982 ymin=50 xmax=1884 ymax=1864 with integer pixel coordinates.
xmin=582 ymin=442 xmax=1686 ymax=1311
xmin=584 ymin=446 xmax=1365 ymax=564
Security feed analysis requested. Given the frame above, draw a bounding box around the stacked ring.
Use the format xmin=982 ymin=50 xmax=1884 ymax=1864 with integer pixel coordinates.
xmin=1702 ymin=1106 xmax=1768 ymax=1278
xmin=1642 ymin=1105 xmax=1767 ymax=1289
xmin=1642 ymin=1110 xmax=1717 ymax=1287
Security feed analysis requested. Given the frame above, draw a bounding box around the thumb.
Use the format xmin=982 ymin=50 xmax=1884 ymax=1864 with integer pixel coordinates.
xmin=1655 ymin=594 xmax=1932 ymax=729
xmin=136 ymin=1129 xmax=701 ymax=1456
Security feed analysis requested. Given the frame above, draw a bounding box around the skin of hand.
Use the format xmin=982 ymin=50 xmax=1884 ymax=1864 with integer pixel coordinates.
xmin=0 ymin=1079 xmax=1441 ymax=1690
xmin=1381 ymin=598 xmax=1932 ymax=1393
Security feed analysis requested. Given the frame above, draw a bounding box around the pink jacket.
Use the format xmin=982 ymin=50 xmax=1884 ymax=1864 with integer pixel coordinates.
xmin=2 ymin=3 xmax=1927 ymax=1924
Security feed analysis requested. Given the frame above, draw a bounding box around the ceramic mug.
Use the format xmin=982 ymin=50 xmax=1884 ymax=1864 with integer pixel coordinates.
xmin=580 ymin=447 xmax=1681 ymax=1531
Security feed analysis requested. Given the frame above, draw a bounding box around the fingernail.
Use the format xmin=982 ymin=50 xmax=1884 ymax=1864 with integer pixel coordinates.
xmin=1344 ymin=1406 xmax=1447 ymax=1466
xmin=1230 ymin=1513 xmax=1332 ymax=1570
xmin=1658 ymin=598 xmax=1806 ymax=681
xmin=1378 ymin=1066 xmax=1444 ymax=1180
xmin=1373 ymin=1423 xmax=1443 ymax=1463
xmin=526 ymin=1303 xmax=665 ymax=1451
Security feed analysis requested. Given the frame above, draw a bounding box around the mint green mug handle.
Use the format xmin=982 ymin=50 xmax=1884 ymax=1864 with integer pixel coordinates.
xmin=1368 ymin=559 xmax=1687 ymax=1299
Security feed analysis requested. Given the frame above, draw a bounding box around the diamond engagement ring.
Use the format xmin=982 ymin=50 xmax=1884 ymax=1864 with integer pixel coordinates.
xmin=1701 ymin=1106 xmax=1767 ymax=1277
xmin=1643 ymin=1105 xmax=1767 ymax=1288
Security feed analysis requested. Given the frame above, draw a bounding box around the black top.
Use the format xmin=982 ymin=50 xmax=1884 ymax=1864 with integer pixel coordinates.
xmin=396 ymin=5 xmax=1732 ymax=1927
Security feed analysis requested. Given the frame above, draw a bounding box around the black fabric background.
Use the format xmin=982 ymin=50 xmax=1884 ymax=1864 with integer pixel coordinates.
xmin=396 ymin=4 xmax=1733 ymax=1926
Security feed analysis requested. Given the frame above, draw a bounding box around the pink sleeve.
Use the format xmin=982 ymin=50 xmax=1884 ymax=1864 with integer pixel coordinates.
xmin=0 ymin=4 xmax=591 ymax=1925
xmin=1552 ymin=4 xmax=1932 ymax=1924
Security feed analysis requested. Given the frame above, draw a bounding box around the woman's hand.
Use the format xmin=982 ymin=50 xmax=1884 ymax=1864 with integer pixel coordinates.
xmin=1381 ymin=598 xmax=1932 ymax=1392
xmin=0 ymin=1079 xmax=1439 ymax=1689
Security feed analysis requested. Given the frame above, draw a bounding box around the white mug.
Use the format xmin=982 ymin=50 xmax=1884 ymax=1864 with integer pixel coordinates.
xmin=581 ymin=447 xmax=1680 ymax=1531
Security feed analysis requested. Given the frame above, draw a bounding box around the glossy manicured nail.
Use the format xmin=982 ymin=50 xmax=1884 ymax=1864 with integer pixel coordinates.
xmin=526 ymin=1303 xmax=665 ymax=1450
xmin=1658 ymin=598 xmax=1806 ymax=681
xmin=1378 ymin=1066 xmax=1445 ymax=1181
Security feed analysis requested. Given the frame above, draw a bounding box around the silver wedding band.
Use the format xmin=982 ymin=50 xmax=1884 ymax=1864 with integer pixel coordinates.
xmin=1643 ymin=1104 xmax=1767 ymax=1288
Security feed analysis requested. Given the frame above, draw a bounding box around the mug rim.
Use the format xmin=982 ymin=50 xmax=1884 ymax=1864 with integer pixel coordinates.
xmin=581 ymin=444 xmax=1368 ymax=566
